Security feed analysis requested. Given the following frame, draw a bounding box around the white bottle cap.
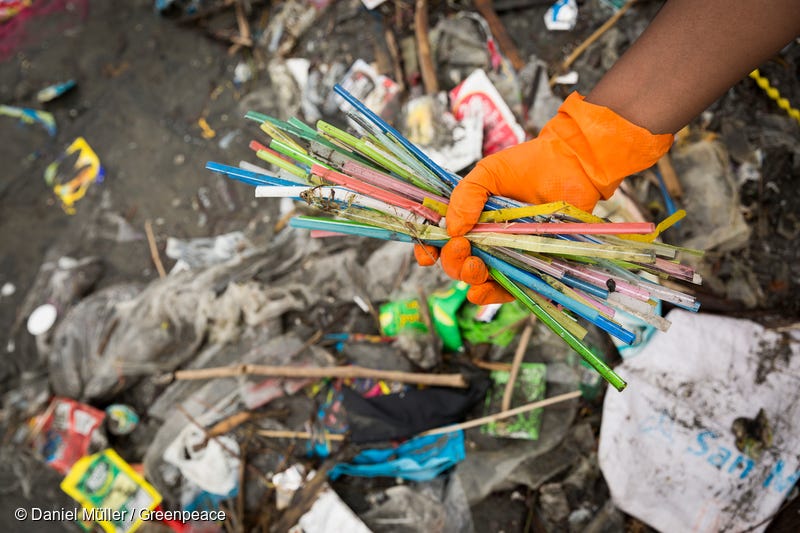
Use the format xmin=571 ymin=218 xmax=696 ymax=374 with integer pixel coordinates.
xmin=27 ymin=304 xmax=57 ymax=336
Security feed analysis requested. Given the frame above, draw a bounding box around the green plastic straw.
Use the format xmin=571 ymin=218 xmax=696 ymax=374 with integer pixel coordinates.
xmin=317 ymin=121 xmax=436 ymax=193
xmin=255 ymin=149 xmax=307 ymax=179
xmin=490 ymin=267 xmax=627 ymax=392
xmin=468 ymin=233 xmax=656 ymax=263
xmin=270 ymin=139 xmax=331 ymax=170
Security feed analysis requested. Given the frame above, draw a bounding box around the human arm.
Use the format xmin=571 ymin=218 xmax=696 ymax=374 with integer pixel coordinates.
xmin=587 ymin=0 xmax=800 ymax=134
xmin=427 ymin=0 xmax=800 ymax=304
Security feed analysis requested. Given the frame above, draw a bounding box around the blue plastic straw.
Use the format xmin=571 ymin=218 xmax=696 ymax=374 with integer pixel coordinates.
xmin=289 ymin=215 xmax=635 ymax=345
xmin=333 ymin=84 xmax=459 ymax=189
xmin=206 ymin=162 xmax=302 ymax=187
xmin=473 ymin=249 xmax=635 ymax=345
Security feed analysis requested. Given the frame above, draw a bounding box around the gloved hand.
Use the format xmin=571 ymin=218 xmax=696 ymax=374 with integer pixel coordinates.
xmin=415 ymin=92 xmax=674 ymax=304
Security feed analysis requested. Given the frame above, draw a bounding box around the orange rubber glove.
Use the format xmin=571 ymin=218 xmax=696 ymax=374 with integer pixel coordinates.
xmin=415 ymin=92 xmax=674 ymax=304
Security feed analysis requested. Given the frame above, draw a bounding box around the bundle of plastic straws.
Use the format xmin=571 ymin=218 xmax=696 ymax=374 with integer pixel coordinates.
xmin=207 ymin=84 xmax=703 ymax=392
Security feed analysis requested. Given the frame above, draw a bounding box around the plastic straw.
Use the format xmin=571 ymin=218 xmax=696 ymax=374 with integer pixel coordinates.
xmin=470 ymin=221 xmax=655 ymax=235
xmin=334 ymin=84 xmax=458 ymax=189
xmin=490 ymin=268 xmax=627 ymax=391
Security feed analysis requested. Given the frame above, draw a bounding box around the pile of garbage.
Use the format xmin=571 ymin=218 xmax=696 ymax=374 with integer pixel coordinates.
xmin=1 ymin=1 xmax=799 ymax=532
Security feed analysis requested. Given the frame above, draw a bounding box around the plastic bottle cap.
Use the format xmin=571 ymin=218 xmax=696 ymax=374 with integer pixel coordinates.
xmin=27 ymin=304 xmax=57 ymax=336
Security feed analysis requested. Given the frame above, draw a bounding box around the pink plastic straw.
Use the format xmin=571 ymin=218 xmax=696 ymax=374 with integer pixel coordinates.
xmin=574 ymin=289 xmax=616 ymax=317
xmin=496 ymin=247 xmax=566 ymax=278
xmin=648 ymin=258 xmax=697 ymax=282
xmin=553 ymin=260 xmax=652 ymax=302
xmin=342 ymin=160 xmax=450 ymax=205
xmin=311 ymin=164 xmax=442 ymax=224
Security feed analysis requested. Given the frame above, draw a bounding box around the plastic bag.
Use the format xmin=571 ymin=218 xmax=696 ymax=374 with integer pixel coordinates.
xmin=599 ymin=310 xmax=800 ymax=532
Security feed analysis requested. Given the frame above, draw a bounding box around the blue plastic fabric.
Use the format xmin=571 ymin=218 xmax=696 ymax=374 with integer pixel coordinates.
xmin=328 ymin=431 xmax=465 ymax=482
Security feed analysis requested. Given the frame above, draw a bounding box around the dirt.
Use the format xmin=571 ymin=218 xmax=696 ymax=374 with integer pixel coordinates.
xmin=0 ymin=0 xmax=274 ymax=380
xmin=1 ymin=1 xmax=799 ymax=531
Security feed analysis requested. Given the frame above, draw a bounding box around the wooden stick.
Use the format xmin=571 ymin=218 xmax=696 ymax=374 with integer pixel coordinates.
xmin=656 ymin=153 xmax=683 ymax=199
xmin=256 ymin=391 xmax=581 ymax=442
xmin=208 ymin=411 xmax=256 ymax=438
xmin=472 ymin=359 xmax=513 ymax=372
xmin=236 ymin=428 xmax=252 ymax=533
xmin=173 ymin=364 xmax=468 ymax=388
xmin=257 ymin=429 xmax=346 ymax=441
xmin=421 ymin=390 xmax=582 ymax=436
xmin=501 ymin=318 xmax=534 ymax=411
xmin=414 ymin=0 xmax=438 ymax=95
xmin=234 ymin=0 xmax=251 ymax=44
xmin=474 ymin=0 xmax=525 ymax=70
xmin=144 ymin=219 xmax=166 ymax=278
xmin=549 ymin=0 xmax=637 ymax=86
xmin=384 ymin=27 xmax=405 ymax=92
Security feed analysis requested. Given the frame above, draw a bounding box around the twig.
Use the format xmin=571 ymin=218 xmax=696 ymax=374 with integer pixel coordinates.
xmin=208 ymin=29 xmax=253 ymax=47
xmin=144 ymin=220 xmax=166 ymax=278
xmin=171 ymin=363 xmax=468 ymax=388
xmin=421 ymin=390 xmax=582 ymax=436
xmin=236 ymin=428 xmax=253 ymax=533
xmin=255 ymin=441 xmax=297 ymax=532
xmin=656 ymin=154 xmax=683 ymax=199
xmin=416 ymin=285 xmax=433 ymax=331
xmin=501 ymin=318 xmax=535 ymax=411
xmin=384 ymin=27 xmax=405 ymax=92
xmin=390 ymin=251 xmax=411 ymax=295
xmin=471 ymin=359 xmax=513 ymax=372
xmin=273 ymin=450 xmax=352 ymax=533
xmin=414 ymin=0 xmax=438 ymax=95
xmin=221 ymin=502 xmax=236 ymax=533
xmin=256 ymin=429 xmax=345 ymax=441
xmin=256 ymin=392 xmax=582 ymax=442
xmin=274 ymin=208 xmax=296 ymax=232
xmin=177 ymin=405 xmax=241 ymax=458
xmin=230 ymin=0 xmax=251 ymax=56
xmin=96 ymin=317 xmax=119 ymax=357
xmin=474 ymin=0 xmax=525 ymax=70
xmin=287 ymin=329 xmax=323 ymax=360
xmin=549 ymin=0 xmax=637 ymax=86
xmin=235 ymin=0 xmax=251 ymax=43
xmin=208 ymin=410 xmax=290 ymax=438
xmin=236 ymin=428 xmax=248 ymax=533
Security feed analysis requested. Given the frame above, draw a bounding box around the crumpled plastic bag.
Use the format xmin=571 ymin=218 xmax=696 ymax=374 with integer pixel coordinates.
xmin=163 ymin=423 xmax=239 ymax=496
xmin=599 ymin=309 xmax=800 ymax=532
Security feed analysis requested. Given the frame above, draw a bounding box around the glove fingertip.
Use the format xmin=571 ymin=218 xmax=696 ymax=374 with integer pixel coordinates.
xmin=413 ymin=244 xmax=439 ymax=267
xmin=441 ymin=237 xmax=472 ymax=279
xmin=467 ymin=282 xmax=516 ymax=305
xmin=461 ymin=256 xmax=488 ymax=285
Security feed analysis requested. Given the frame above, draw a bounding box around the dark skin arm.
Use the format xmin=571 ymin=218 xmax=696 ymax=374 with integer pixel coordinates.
xmin=587 ymin=0 xmax=800 ymax=134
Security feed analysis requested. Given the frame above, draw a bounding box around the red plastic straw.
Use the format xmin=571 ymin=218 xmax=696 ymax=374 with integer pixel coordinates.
xmin=311 ymin=164 xmax=442 ymax=224
xmin=310 ymin=230 xmax=347 ymax=238
xmin=342 ymin=160 xmax=450 ymax=205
